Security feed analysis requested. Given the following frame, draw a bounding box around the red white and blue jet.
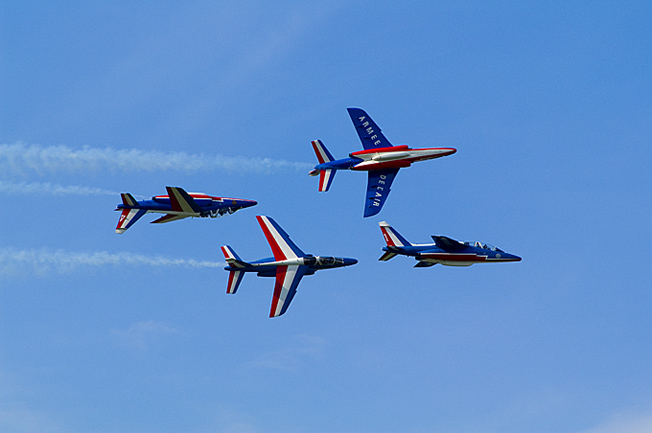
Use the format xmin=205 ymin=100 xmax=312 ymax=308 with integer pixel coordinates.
xmin=309 ymin=108 xmax=457 ymax=217
xmin=221 ymin=215 xmax=357 ymax=317
xmin=379 ymin=221 xmax=521 ymax=267
xmin=115 ymin=186 xmax=257 ymax=234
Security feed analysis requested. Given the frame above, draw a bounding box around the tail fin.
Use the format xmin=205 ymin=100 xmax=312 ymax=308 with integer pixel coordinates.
xmin=221 ymin=245 xmax=248 ymax=294
xmin=311 ymin=140 xmax=335 ymax=164
xmin=310 ymin=140 xmax=337 ymax=192
xmin=120 ymin=193 xmax=138 ymax=207
xmin=379 ymin=221 xmax=412 ymax=247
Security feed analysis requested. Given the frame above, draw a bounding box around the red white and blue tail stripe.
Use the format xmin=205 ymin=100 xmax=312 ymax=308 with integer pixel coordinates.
xmin=379 ymin=221 xmax=412 ymax=247
xmin=115 ymin=208 xmax=147 ymax=234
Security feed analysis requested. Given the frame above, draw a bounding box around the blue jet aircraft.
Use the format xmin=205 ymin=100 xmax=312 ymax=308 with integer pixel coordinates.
xmin=309 ymin=108 xmax=457 ymax=217
xmin=378 ymin=221 xmax=521 ymax=267
xmin=221 ymin=215 xmax=357 ymax=317
xmin=115 ymin=186 xmax=257 ymax=234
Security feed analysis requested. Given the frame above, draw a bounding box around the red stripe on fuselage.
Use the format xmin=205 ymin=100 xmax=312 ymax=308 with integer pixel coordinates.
xmin=350 ymin=145 xmax=409 ymax=156
xmin=419 ymin=253 xmax=486 ymax=261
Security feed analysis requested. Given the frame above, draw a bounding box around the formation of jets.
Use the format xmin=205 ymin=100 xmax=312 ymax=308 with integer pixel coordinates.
xmin=114 ymin=108 xmax=520 ymax=317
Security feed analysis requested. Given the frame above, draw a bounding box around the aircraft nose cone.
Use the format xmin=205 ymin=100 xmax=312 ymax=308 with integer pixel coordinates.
xmin=343 ymin=258 xmax=358 ymax=267
xmin=505 ymin=253 xmax=521 ymax=262
xmin=443 ymin=148 xmax=457 ymax=156
xmin=242 ymin=200 xmax=258 ymax=208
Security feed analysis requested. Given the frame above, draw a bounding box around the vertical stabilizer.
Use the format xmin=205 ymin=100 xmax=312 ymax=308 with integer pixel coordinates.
xmin=378 ymin=221 xmax=412 ymax=247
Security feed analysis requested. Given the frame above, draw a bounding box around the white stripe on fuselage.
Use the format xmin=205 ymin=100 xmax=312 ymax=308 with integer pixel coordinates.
xmin=247 ymin=257 xmax=307 ymax=268
xmin=356 ymin=148 xmax=451 ymax=163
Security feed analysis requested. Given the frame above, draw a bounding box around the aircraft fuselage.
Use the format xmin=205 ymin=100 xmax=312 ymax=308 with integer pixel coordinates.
xmin=383 ymin=244 xmax=521 ymax=267
xmin=224 ymin=255 xmax=357 ymax=277
xmin=313 ymin=144 xmax=456 ymax=173
xmin=116 ymin=193 xmax=257 ymax=217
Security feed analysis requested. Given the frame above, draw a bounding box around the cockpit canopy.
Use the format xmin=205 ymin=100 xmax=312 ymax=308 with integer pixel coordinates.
xmin=463 ymin=241 xmax=504 ymax=252
xmin=304 ymin=255 xmax=345 ymax=266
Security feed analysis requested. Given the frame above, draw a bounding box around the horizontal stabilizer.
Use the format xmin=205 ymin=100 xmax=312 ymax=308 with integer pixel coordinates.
xmin=415 ymin=261 xmax=437 ymax=268
xmin=226 ymin=270 xmax=245 ymax=294
xmin=151 ymin=214 xmax=188 ymax=224
xmin=115 ymin=208 xmax=148 ymax=234
xmin=379 ymin=251 xmax=397 ymax=261
xmin=319 ymin=169 xmax=336 ymax=192
xmin=432 ymin=235 xmax=467 ymax=251
xmin=311 ymin=140 xmax=335 ymax=164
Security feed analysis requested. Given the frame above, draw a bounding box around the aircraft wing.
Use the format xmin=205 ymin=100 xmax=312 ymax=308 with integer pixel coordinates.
xmin=256 ymin=215 xmax=305 ymax=260
xmin=166 ymin=186 xmax=203 ymax=214
xmin=270 ymin=265 xmax=308 ymax=317
xmin=347 ymin=108 xmax=393 ymax=150
xmin=432 ymin=235 xmax=468 ymax=251
xmin=151 ymin=214 xmax=189 ymax=224
xmin=364 ymin=168 xmax=399 ymax=217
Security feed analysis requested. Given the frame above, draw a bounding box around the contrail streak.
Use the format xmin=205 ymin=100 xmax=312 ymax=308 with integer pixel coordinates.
xmin=0 ymin=248 xmax=223 ymax=276
xmin=0 ymin=180 xmax=117 ymax=196
xmin=0 ymin=142 xmax=312 ymax=175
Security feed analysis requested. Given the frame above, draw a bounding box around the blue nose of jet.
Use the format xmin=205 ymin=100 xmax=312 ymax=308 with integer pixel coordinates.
xmin=503 ymin=253 xmax=522 ymax=262
xmin=343 ymin=258 xmax=358 ymax=267
xmin=239 ymin=199 xmax=258 ymax=208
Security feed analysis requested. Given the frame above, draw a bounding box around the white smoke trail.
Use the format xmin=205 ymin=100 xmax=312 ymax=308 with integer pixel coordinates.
xmin=0 ymin=180 xmax=117 ymax=196
xmin=0 ymin=247 xmax=223 ymax=277
xmin=0 ymin=142 xmax=312 ymax=176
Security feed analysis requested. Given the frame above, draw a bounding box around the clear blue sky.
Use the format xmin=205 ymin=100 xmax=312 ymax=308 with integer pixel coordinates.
xmin=1 ymin=2 xmax=651 ymax=432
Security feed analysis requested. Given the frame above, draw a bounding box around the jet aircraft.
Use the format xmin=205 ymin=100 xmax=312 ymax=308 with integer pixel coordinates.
xmin=221 ymin=215 xmax=357 ymax=317
xmin=309 ymin=108 xmax=457 ymax=217
xmin=378 ymin=221 xmax=521 ymax=267
xmin=115 ymin=186 xmax=257 ymax=234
